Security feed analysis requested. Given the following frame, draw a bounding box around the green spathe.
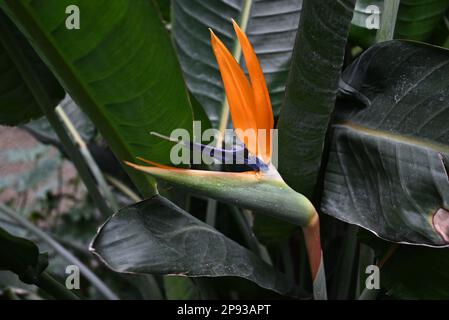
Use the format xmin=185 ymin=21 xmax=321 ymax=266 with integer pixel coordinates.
xmin=126 ymin=162 xmax=316 ymax=227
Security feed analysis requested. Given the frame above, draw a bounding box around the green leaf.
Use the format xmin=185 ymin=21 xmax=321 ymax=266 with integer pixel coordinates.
xmin=360 ymin=230 xmax=449 ymax=299
xmin=91 ymin=195 xmax=298 ymax=297
xmin=1 ymin=0 xmax=194 ymax=196
xmin=0 ymin=226 xmax=48 ymax=284
xmin=277 ymin=0 xmax=356 ymax=197
xmin=0 ymin=11 xmax=64 ymax=126
xmin=395 ymin=0 xmax=449 ymax=41
xmin=172 ymin=0 xmax=303 ymax=127
xmin=155 ymin=0 xmax=171 ymax=23
xmin=253 ymin=215 xmax=296 ymax=247
xmin=322 ymin=40 xmax=449 ymax=246
xmin=163 ymin=277 xmax=199 ymax=300
xmin=189 ymin=90 xmax=212 ymax=132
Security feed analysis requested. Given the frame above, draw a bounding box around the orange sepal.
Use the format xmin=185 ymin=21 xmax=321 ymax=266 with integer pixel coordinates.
xmin=210 ymin=29 xmax=259 ymax=157
xmin=232 ymin=20 xmax=273 ymax=162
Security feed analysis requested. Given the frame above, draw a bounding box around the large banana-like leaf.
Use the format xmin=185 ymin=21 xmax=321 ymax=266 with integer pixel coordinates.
xmin=322 ymin=40 xmax=449 ymax=247
xmin=91 ymin=195 xmax=299 ymax=297
xmin=1 ymin=0 xmax=194 ymax=196
xmin=0 ymin=11 xmax=64 ymax=126
xmin=277 ymin=0 xmax=356 ymax=197
xmin=172 ymin=0 xmax=302 ymax=127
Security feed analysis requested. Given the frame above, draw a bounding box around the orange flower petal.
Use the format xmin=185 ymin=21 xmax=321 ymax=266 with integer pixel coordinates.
xmin=232 ymin=20 xmax=274 ymax=162
xmin=232 ymin=20 xmax=273 ymax=132
xmin=210 ymin=29 xmax=259 ymax=156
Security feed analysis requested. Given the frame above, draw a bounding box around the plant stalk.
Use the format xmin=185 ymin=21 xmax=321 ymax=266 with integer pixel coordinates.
xmin=105 ymin=174 xmax=141 ymax=203
xmin=332 ymin=224 xmax=359 ymax=299
xmin=303 ymin=214 xmax=327 ymax=300
xmin=35 ymin=271 xmax=80 ymax=300
xmin=229 ymin=206 xmax=270 ymax=263
xmin=55 ymin=105 xmax=119 ymax=211
xmin=375 ymin=0 xmax=400 ymax=42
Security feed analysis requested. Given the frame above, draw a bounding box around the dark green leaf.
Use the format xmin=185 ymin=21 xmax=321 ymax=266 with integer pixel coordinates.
xmin=322 ymin=40 xmax=449 ymax=246
xmin=163 ymin=277 xmax=199 ymax=300
xmin=0 ymin=10 xmax=64 ymax=126
xmin=0 ymin=226 xmax=48 ymax=284
xmin=253 ymin=215 xmax=296 ymax=247
xmin=172 ymin=0 xmax=302 ymax=127
xmin=155 ymin=0 xmax=170 ymax=23
xmin=91 ymin=195 xmax=298 ymax=297
xmin=1 ymin=0 xmax=194 ymax=196
xmin=395 ymin=0 xmax=449 ymax=41
xmin=277 ymin=0 xmax=356 ymax=197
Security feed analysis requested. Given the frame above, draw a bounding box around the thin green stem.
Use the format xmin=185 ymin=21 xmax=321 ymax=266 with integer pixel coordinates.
xmin=105 ymin=174 xmax=141 ymax=203
xmin=375 ymin=0 xmax=400 ymax=42
xmin=356 ymin=243 xmax=375 ymax=297
xmin=332 ymin=225 xmax=358 ymax=299
xmin=55 ymin=106 xmax=119 ymax=211
xmin=35 ymin=271 xmax=80 ymax=300
xmin=0 ymin=203 xmax=118 ymax=300
xmin=42 ymin=107 xmax=113 ymax=216
xmin=205 ymin=199 xmax=217 ymax=226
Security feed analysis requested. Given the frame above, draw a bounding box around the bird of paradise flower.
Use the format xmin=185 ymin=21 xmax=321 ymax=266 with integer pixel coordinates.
xmin=125 ymin=20 xmax=326 ymax=300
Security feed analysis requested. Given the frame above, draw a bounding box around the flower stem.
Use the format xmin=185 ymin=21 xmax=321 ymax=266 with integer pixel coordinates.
xmin=35 ymin=271 xmax=80 ymax=300
xmin=55 ymin=105 xmax=119 ymax=212
xmin=303 ymin=214 xmax=327 ymax=300
xmin=375 ymin=0 xmax=400 ymax=42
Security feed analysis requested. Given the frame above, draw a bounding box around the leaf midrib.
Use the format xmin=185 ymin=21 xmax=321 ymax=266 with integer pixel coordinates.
xmin=336 ymin=121 xmax=449 ymax=154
